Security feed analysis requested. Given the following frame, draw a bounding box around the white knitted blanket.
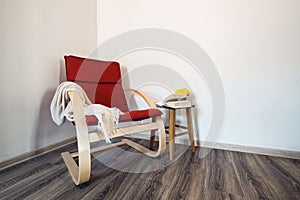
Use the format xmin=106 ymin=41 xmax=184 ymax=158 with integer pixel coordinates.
xmin=50 ymin=81 xmax=123 ymax=143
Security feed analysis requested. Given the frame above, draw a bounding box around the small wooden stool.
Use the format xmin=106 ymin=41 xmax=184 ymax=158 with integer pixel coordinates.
xmin=155 ymin=104 xmax=196 ymax=160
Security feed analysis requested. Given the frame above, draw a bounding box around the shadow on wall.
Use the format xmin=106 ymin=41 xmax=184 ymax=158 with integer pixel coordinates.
xmin=59 ymin=59 xmax=66 ymax=83
xmin=33 ymin=59 xmax=73 ymax=152
xmin=122 ymin=66 xmax=139 ymax=110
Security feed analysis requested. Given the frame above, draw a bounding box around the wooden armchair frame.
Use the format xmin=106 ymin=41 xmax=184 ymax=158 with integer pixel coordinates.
xmin=61 ymin=90 xmax=166 ymax=186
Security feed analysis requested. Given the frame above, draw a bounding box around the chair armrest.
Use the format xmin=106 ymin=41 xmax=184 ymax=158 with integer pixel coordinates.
xmin=67 ymin=91 xmax=89 ymax=136
xmin=124 ymin=88 xmax=156 ymax=108
xmin=66 ymin=90 xmax=91 ymax=184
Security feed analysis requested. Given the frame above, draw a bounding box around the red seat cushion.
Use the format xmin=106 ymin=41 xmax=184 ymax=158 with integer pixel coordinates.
xmin=86 ymin=108 xmax=163 ymax=125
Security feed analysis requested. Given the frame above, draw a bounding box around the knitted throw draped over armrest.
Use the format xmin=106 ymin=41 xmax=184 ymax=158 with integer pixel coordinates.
xmin=50 ymin=81 xmax=124 ymax=143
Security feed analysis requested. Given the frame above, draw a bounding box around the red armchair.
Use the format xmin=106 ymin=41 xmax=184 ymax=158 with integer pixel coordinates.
xmin=61 ymin=55 xmax=166 ymax=185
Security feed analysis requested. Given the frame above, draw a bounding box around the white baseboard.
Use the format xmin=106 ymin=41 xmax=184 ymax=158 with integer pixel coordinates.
xmin=127 ymin=133 xmax=300 ymax=160
xmin=198 ymin=140 xmax=300 ymax=160
xmin=0 ymin=137 xmax=76 ymax=170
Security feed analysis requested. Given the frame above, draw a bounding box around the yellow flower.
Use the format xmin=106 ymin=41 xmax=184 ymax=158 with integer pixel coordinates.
xmin=175 ymin=88 xmax=190 ymax=96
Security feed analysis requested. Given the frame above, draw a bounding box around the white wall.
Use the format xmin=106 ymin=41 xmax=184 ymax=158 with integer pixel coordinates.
xmin=98 ymin=0 xmax=300 ymax=151
xmin=0 ymin=0 xmax=97 ymax=162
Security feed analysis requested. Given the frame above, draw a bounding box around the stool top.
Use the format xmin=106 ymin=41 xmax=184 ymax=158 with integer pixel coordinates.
xmin=155 ymin=102 xmax=195 ymax=110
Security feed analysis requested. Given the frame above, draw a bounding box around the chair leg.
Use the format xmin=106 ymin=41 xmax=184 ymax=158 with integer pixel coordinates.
xmin=61 ymin=124 xmax=91 ymax=186
xmin=61 ymin=125 xmax=91 ymax=185
xmin=77 ymin=183 xmax=87 ymax=189
xmin=61 ymin=149 xmax=91 ymax=185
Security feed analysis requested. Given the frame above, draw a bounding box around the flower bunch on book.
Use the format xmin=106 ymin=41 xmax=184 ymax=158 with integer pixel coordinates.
xmin=156 ymin=88 xmax=192 ymax=108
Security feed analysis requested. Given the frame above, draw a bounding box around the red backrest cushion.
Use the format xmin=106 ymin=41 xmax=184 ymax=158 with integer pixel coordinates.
xmin=64 ymin=55 xmax=129 ymax=112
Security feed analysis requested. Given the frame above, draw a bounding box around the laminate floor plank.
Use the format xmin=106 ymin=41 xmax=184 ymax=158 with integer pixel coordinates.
xmin=184 ymin=163 xmax=207 ymax=200
xmin=253 ymin=154 xmax=300 ymax=199
xmin=0 ymin=143 xmax=75 ymax=187
xmin=156 ymin=149 xmax=194 ymax=200
xmin=204 ymin=189 xmax=246 ymax=200
xmin=272 ymin=156 xmax=300 ymax=182
xmin=204 ymin=150 xmax=245 ymax=198
xmin=228 ymin=152 xmax=281 ymax=199
xmin=1 ymin=164 xmax=65 ymax=199
xmin=1 ymin=140 xmax=299 ymax=200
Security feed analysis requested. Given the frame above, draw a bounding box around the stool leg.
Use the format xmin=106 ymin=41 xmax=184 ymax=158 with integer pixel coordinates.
xmin=169 ymin=109 xmax=176 ymax=160
xmin=149 ymin=129 xmax=156 ymax=150
xmin=186 ymin=108 xmax=195 ymax=152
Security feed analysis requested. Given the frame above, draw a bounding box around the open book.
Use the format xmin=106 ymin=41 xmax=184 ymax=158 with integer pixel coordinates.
xmin=156 ymin=94 xmax=191 ymax=108
xmin=163 ymin=100 xmax=191 ymax=108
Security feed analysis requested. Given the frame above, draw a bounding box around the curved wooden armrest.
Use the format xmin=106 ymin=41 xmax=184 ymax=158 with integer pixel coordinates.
xmin=124 ymin=88 xmax=156 ymax=108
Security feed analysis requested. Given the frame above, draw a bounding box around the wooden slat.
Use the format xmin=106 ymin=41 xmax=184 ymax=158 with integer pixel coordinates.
xmin=174 ymin=131 xmax=189 ymax=137
xmin=71 ymin=141 xmax=127 ymax=157
xmin=122 ymin=139 xmax=153 ymax=155
xmin=89 ymin=122 xmax=160 ymax=143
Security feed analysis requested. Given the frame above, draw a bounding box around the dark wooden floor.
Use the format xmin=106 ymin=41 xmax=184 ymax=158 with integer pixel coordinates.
xmin=1 ymin=139 xmax=299 ymax=200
